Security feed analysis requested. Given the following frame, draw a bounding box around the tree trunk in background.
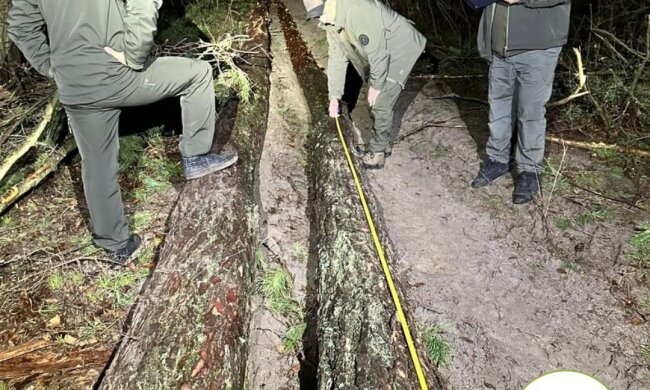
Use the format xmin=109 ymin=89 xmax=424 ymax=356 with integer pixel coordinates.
xmin=0 ymin=0 xmax=20 ymax=82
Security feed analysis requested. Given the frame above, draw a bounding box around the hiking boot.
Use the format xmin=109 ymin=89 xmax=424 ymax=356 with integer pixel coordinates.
xmin=183 ymin=151 xmax=238 ymax=180
xmin=471 ymin=158 xmax=509 ymax=188
xmin=111 ymin=234 xmax=141 ymax=265
xmin=352 ymin=144 xmax=366 ymax=157
xmin=513 ymin=171 xmax=540 ymax=204
xmin=362 ymin=151 xmax=385 ymax=169
xmin=355 ymin=144 xmax=393 ymax=158
xmin=385 ymin=143 xmax=394 ymax=158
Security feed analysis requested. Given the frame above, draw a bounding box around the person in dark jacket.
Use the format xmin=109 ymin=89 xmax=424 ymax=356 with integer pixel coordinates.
xmin=7 ymin=0 xmax=238 ymax=263
xmin=471 ymin=0 xmax=571 ymax=204
xmin=304 ymin=0 xmax=426 ymax=169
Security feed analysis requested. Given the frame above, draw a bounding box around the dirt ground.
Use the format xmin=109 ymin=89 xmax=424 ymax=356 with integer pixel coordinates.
xmin=282 ymin=0 xmax=650 ymax=388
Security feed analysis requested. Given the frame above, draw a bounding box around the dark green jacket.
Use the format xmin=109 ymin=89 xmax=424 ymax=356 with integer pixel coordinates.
xmin=477 ymin=0 xmax=571 ymax=60
xmin=7 ymin=0 xmax=161 ymax=105
xmin=324 ymin=0 xmax=426 ymax=100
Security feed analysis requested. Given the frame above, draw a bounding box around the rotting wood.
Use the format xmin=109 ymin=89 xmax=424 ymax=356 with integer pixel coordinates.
xmin=98 ymin=2 xmax=271 ymax=389
xmin=0 ymin=349 xmax=112 ymax=378
xmin=0 ymin=336 xmax=51 ymax=364
xmin=275 ymin=1 xmax=445 ymax=388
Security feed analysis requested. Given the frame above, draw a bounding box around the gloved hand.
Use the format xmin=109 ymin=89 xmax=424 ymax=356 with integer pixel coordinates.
xmin=329 ymin=99 xmax=340 ymax=118
xmin=368 ymin=87 xmax=381 ymax=107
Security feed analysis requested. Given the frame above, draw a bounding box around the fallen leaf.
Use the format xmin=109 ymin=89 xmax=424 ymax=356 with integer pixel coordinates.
xmin=556 ymin=268 xmax=567 ymax=274
xmin=276 ymin=344 xmax=285 ymax=354
xmin=63 ymin=335 xmax=78 ymax=345
xmin=630 ymin=317 xmax=644 ymax=326
xmin=47 ymin=315 xmax=62 ymax=328
xmin=412 ymin=282 xmax=425 ymax=288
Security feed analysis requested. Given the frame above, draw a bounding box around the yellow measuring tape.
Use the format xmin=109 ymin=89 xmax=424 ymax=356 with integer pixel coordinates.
xmin=335 ymin=117 xmax=429 ymax=390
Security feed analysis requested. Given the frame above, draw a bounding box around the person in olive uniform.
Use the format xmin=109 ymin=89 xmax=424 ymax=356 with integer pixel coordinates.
xmin=7 ymin=0 xmax=238 ymax=263
xmin=304 ymin=0 xmax=426 ymax=169
xmin=472 ymin=0 xmax=571 ymax=204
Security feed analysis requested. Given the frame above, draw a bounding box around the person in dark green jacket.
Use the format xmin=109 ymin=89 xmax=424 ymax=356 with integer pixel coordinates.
xmin=7 ymin=0 xmax=238 ymax=263
xmin=305 ymin=0 xmax=426 ymax=169
xmin=471 ymin=0 xmax=571 ymax=204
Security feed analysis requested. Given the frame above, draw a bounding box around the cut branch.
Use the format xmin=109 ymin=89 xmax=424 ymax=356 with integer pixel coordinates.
xmin=0 ymin=136 xmax=76 ymax=215
xmin=548 ymin=48 xmax=589 ymax=108
xmin=0 ymin=93 xmax=59 ymax=183
xmin=546 ymin=135 xmax=650 ymax=158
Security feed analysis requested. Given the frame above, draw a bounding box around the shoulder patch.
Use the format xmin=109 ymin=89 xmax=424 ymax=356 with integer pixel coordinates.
xmin=359 ymin=34 xmax=369 ymax=46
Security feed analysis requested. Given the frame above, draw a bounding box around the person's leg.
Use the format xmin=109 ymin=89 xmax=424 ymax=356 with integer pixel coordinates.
xmin=65 ymin=106 xmax=129 ymax=252
xmin=114 ymin=57 xmax=216 ymax=157
xmin=369 ymin=81 xmax=403 ymax=153
xmin=514 ymin=47 xmax=561 ymax=174
xmin=471 ymin=55 xmax=516 ymax=188
xmin=486 ymin=55 xmax=517 ymax=163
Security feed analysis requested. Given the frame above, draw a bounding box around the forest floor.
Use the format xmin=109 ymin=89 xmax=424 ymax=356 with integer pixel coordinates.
xmin=0 ymin=0 xmax=649 ymax=389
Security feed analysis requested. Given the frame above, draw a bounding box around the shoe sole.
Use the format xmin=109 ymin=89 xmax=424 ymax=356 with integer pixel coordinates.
xmin=185 ymin=155 xmax=239 ymax=180
xmin=471 ymin=170 xmax=509 ymax=188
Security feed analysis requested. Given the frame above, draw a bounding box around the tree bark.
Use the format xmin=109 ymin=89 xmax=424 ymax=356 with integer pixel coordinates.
xmin=98 ymin=2 xmax=271 ymax=389
xmin=0 ymin=0 xmax=21 ymax=82
xmin=276 ymin=2 xmax=444 ymax=389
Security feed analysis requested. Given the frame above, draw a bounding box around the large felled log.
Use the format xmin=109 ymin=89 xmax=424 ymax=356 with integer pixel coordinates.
xmin=98 ymin=3 xmax=270 ymax=389
xmin=276 ymin=2 xmax=444 ymax=389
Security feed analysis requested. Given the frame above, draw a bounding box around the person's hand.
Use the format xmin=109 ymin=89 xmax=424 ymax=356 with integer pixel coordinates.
xmin=368 ymin=87 xmax=381 ymax=107
xmin=104 ymin=47 xmax=127 ymax=66
xmin=503 ymin=0 xmax=521 ymax=4
xmin=329 ymin=99 xmax=340 ymax=118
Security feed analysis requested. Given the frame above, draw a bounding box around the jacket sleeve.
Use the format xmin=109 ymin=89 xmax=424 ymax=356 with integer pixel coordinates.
xmin=122 ymin=0 xmax=163 ymax=70
xmin=6 ymin=0 xmax=52 ymax=78
xmin=353 ymin=4 xmax=389 ymax=90
xmin=523 ymin=0 xmax=569 ymax=9
xmin=326 ymin=28 xmax=349 ymax=100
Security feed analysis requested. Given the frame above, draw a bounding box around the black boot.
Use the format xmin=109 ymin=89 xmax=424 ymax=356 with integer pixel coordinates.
xmin=513 ymin=172 xmax=540 ymax=204
xmin=111 ymin=234 xmax=141 ymax=265
xmin=471 ymin=158 xmax=509 ymax=188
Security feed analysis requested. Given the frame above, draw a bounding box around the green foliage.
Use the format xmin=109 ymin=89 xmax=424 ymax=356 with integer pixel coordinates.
xmin=119 ymin=136 xmax=146 ymax=173
xmin=96 ymin=271 xmax=138 ymax=307
xmin=431 ymin=142 xmax=450 ymax=160
xmin=132 ymin=211 xmax=155 ymax=231
xmin=158 ymin=17 xmax=206 ymax=45
xmin=629 ymin=224 xmax=650 ymax=266
xmin=48 ymin=272 xmax=65 ymax=291
xmin=575 ymin=209 xmax=607 ymax=227
xmin=70 ymin=272 xmax=84 ymax=287
xmin=642 ymin=345 xmax=650 ymax=363
xmin=423 ymin=324 xmax=451 ymax=367
xmin=555 ymin=216 xmax=571 ymax=231
xmin=283 ymin=323 xmax=306 ymax=353
xmin=261 ymin=266 xmax=302 ymax=319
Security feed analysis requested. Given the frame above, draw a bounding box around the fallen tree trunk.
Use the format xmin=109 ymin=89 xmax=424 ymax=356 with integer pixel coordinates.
xmin=276 ymin=2 xmax=444 ymax=389
xmin=98 ymin=2 xmax=271 ymax=389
